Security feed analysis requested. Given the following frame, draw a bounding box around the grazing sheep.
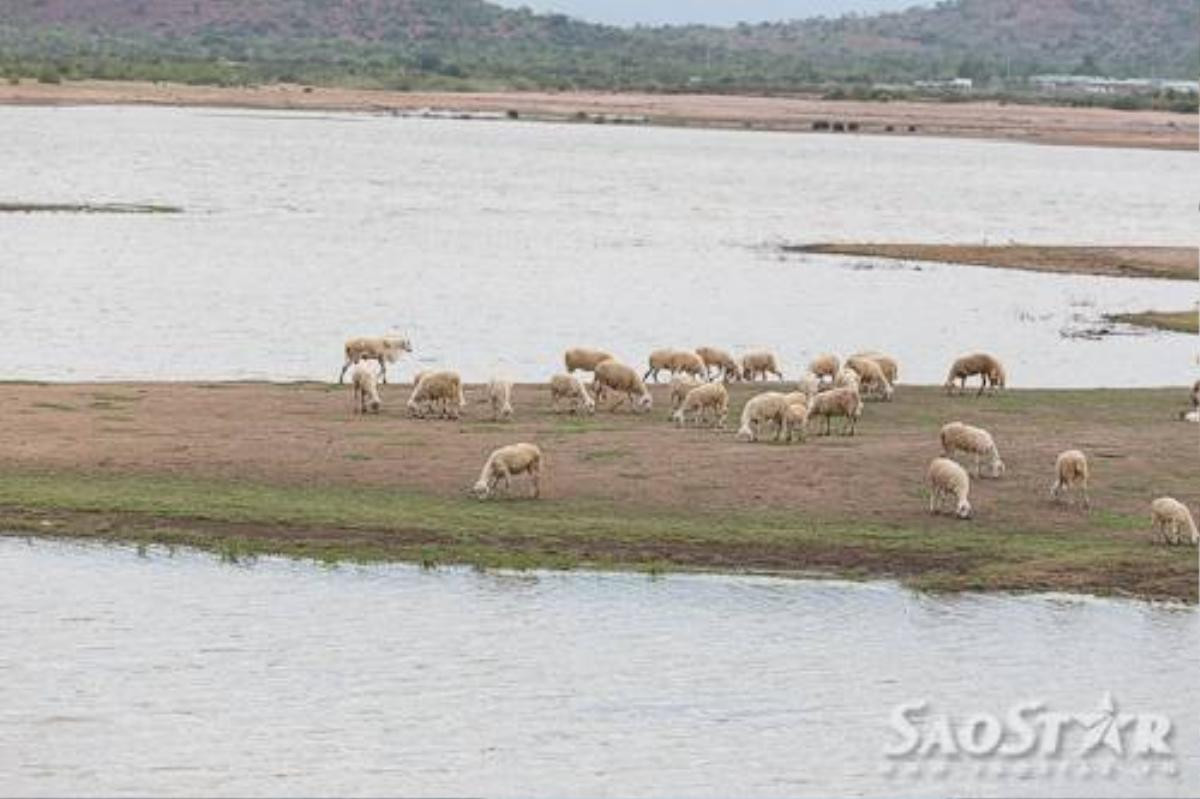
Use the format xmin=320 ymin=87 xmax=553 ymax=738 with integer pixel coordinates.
xmin=1150 ymin=497 xmax=1198 ymax=545
xmin=736 ymin=391 xmax=790 ymax=442
xmin=783 ymin=394 xmax=810 ymax=443
xmin=593 ymin=359 xmax=653 ymax=413
xmin=672 ymin=382 xmax=729 ymax=428
xmin=472 ymin=443 xmax=543 ymax=500
xmin=487 ymin=378 xmax=514 ymax=421
xmin=696 ymin=346 xmax=740 ymax=381
xmin=339 ymin=335 xmax=412 ymax=384
xmin=645 ymin=349 xmax=706 ymax=383
xmin=945 ymin=352 xmax=1007 ymax=396
xmin=940 ymin=421 xmax=1005 ymax=478
xmin=669 ymin=375 xmax=702 ymax=414
xmin=349 ymin=362 xmax=382 ymax=414
xmin=851 ymin=351 xmax=900 ymax=384
xmin=407 ymin=370 xmax=466 ymax=419
xmin=740 ymin=350 xmax=783 ymax=381
xmin=808 ymin=386 xmax=864 ymax=436
xmin=845 ymin=356 xmax=894 ymax=401
xmin=1050 ymin=449 xmax=1090 ymax=508
xmin=808 ymin=353 xmax=840 ymax=385
xmin=792 ymin=372 xmax=822 ymax=398
xmin=928 ymin=457 xmax=973 ymax=519
xmin=833 ymin=367 xmax=861 ymax=392
xmin=550 ymin=373 xmax=595 ymax=414
xmin=564 ymin=347 xmax=615 ymax=375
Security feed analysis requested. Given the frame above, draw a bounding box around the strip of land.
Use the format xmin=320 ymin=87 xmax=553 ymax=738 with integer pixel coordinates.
xmin=0 ymin=381 xmax=1195 ymax=601
xmin=791 ymin=244 xmax=1199 ymax=281
xmin=1106 ymin=311 xmax=1199 ymax=335
xmin=0 ymin=80 xmax=1195 ymax=151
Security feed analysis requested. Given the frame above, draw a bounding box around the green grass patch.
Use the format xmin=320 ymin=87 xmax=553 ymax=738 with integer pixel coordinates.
xmin=1107 ymin=310 xmax=1198 ymax=335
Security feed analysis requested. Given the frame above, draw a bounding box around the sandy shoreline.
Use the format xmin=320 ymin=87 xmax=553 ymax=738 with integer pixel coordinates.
xmin=1 ymin=80 xmax=1195 ymax=151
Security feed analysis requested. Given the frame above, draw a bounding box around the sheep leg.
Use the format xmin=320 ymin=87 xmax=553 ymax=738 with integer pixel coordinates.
xmin=338 ymin=359 xmax=353 ymax=384
xmin=1081 ymin=485 xmax=1091 ymax=510
xmin=377 ymin=356 xmax=388 ymax=384
xmin=930 ymin=488 xmax=939 ymax=514
xmin=530 ymin=465 xmax=541 ymax=499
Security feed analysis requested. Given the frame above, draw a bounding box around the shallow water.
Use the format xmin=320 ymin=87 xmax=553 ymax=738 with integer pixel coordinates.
xmin=0 ymin=538 xmax=1196 ymax=797
xmin=0 ymin=105 xmax=1195 ymax=386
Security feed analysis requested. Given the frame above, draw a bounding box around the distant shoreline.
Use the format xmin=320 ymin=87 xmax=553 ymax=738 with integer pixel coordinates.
xmin=0 ymin=79 xmax=1194 ymax=151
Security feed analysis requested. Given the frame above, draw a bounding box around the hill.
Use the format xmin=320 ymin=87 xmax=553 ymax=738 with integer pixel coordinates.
xmin=0 ymin=0 xmax=1195 ymax=93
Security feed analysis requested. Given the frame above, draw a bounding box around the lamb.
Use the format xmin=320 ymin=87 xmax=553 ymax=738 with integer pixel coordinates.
xmin=593 ymin=359 xmax=653 ymax=413
xmin=792 ymin=372 xmax=822 ymax=398
xmin=549 ymin=373 xmax=595 ymax=414
xmin=338 ymin=335 xmax=412 ymax=384
xmin=928 ymin=457 xmax=973 ymax=519
xmin=672 ymin=382 xmax=729 ymax=428
xmin=564 ymin=347 xmax=615 ymax=375
xmin=940 ymin=421 xmax=1005 ymax=478
xmin=833 ymin=367 xmax=861 ymax=392
xmin=696 ymin=346 xmax=740 ymax=381
xmin=945 ymin=352 xmax=1007 ymax=396
xmin=349 ymin=362 xmax=382 ymax=414
xmin=1050 ymin=449 xmax=1090 ymax=508
xmin=845 ymin=356 xmax=894 ymax=401
xmin=472 ymin=443 xmax=543 ymax=500
xmin=407 ymin=370 xmax=466 ymax=419
xmin=783 ymin=393 xmax=810 ymax=443
xmin=808 ymin=386 xmax=864 ymax=436
xmin=1150 ymin=497 xmax=1198 ymax=545
xmin=486 ymin=378 xmax=514 ymax=421
xmin=740 ymin=350 xmax=783 ymax=381
xmin=736 ymin=392 xmax=790 ymax=442
xmin=669 ymin=375 xmax=702 ymax=414
xmin=644 ymin=349 xmax=706 ymax=383
xmin=808 ymin=353 xmax=840 ymax=385
xmin=851 ymin=351 xmax=899 ymax=384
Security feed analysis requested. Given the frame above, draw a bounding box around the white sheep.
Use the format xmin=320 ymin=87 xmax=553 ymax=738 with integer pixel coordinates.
xmin=339 ymin=335 xmax=412 ymax=384
xmin=593 ymin=359 xmax=653 ymax=413
xmin=740 ymin=350 xmax=783 ymax=381
xmin=550 ymin=373 xmax=595 ymax=414
xmin=833 ymin=367 xmax=861 ymax=392
xmin=1050 ymin=449 xmax=1090 ymax=508
xmin=696 ymin=346 xmax=740 ymax=381
xmin=851 ymin=351 xmax=900 ymax=384
xmin=487 ymin=378 xmax=514 ymax=421
xmin=349 ymin=362 xmax=382 ymax=414
xmin=672 ymin=382 xmax=729 ymax=428
xmin=1150 ymin=497 xmax=1198 ymax=545
xmin=808 ymin=353 xmax=840 ymax=385
xmin=792 ymin=372 xmax=822 ymax=398
xmin=407 ymin=370 xmax=466 ymax=419
xmin=669 ymin=375 xmax=702 ymax=415
xmin=472 ymin=443 xmax=543 ymax=500
xmin=644 ymin=349 xmax=707 ymax=383
xmin=736 ymin=391 xmax=790 ymax=442
xmin=564 ymin=347 xmax=614 ymax=375
xmin=940 ymin=421 xmax=1005 ymax=478
xmin=928 ymin=457 xmax=973 ymax=519
xmin=945 ymin=352 xmax=1007 ymax=396
xmin=845 ymin=355 xmax=894 ymax=401
xmin=783 ymin=393 xmax=810 ymax=443
xmin=808 ymin=386 xmax=864 ymax=436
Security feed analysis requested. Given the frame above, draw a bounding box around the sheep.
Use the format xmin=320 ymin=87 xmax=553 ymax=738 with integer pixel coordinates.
xmin=349 ymin=362 xmax=382 ymax=414
xmin=740 ymin=350 xmax=783 ymax=381
xmin=644 ymin=349 xmax=706 ymax=383
xmin=1150 ymin=497 xmax=1198 ymax=545
xmin=783 ymin=394 xmax=810 ymax=443
xmin=808 ymin=386 xmax=863 ymax=436
xmin=669 ymin=375 xmax=702 ymax=415
xmin=808 ymin=353 xmax=840 ymax=385
xmin=792 ymin=372 xmax=822 ymax=398
xmin=472 ymin=443 xmax=543 ymax=500
xmin=338 ymin=335 xmax=412 ymax=384
xmin=851 ymin=351 xmax=900 ymax=384
xmin=696 ymin=346 xmax=740 ymax=381
xmin=940 ymin=421 xmax=1005 ymax=478
xmin=928 ymin=457 xmax=973 ymax=519
xmin=549 ymin=373 xmax=595 ymax=414
xmin=407 ymin=370 xmax=466 ymax=419
xmin=672 ymin=382 xmax=729 ymax=428
xmin=593 ymin=359 xmax=653 ymax=413
xmin=1180 ymin=409 xmax=1200 ymax=423
xmin=564 ymin=347 xmax=614 ymax=375
xmin=736 ymin=392 xmax=790 ymax=442
xmin=945 ymin=352 xmax=1007 ymax=396
xmin=486 ymin=378 xmax=514 ymax=421
xmin=845 ymin=356 xmax=894 ymax=401
xmin=1050 ymin=449 xmax=1090 ymax=508
xmin=833 ymin=367 xmax=861 ymax=392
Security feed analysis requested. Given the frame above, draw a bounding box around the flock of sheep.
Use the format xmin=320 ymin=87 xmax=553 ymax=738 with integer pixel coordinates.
xmin=337 ymin=335 xmax=1200 ymax=546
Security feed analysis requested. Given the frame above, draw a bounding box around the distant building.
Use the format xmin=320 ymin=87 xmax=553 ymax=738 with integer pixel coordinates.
xmin=1031 ymin=74 xmax=1198 ymax=95
xmin=913 ymin=78 xmax=973 ymax=93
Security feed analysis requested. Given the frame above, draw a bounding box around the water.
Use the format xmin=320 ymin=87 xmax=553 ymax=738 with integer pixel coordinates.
xmin=0 ymin=538 xmax=1196 ymax=797
xmin=0 ymin=105 xmax=1195 ymax=386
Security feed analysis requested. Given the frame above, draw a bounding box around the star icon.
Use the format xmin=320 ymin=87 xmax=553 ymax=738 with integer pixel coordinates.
xmin=1076 ymin=692 xmax=1135 ymax=756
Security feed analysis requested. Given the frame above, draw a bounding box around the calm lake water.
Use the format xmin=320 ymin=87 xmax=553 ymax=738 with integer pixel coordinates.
xmin=0 ymin=105 xmax=1195 ymax=386
xmin=0 ymin=538 xmax=1196 ymax=797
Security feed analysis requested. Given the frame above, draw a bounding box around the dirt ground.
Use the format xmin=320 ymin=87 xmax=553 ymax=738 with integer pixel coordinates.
xmin=1 ymin=380 xmax=1194 ymax=533
xmin=1 ymin=80 xmax=1194 ymax=151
